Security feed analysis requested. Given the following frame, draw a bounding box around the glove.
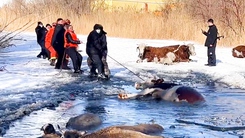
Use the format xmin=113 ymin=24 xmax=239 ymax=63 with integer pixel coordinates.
xmin=201 ymin=29 xmax=206 ymax=34
xmin=102 ymin=50 xmax=107 ymax=57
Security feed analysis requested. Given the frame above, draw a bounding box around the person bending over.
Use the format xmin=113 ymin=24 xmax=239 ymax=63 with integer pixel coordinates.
xmin=86 ymin=24 xmax=108 ymax=80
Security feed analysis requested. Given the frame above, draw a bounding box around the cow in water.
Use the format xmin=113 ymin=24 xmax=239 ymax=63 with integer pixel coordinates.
xmin=136 ymin=43 xmax=196 ymax=64
xmin=232 ymin=45 xmax=245 ymax=58
xmin=118 ymin=79 xmax=205 ymax=104
xmin=39 ymin=123 xmax=164 ymax=138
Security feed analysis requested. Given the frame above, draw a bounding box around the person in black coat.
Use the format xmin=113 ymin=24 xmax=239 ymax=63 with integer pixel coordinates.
xmin=35 ymin=21 xmax=49 ymax=59
xmin=202 ymin=19 xmax=218 ymax=66
xmin=86 ymin=24 xmax=108 ymax=79
xmin=51 ymin=18 xmax=69 ymax=69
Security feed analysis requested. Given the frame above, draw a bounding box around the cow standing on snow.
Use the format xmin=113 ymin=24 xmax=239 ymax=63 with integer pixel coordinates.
xmin=136 ymin=43 xmax=196 ymax=65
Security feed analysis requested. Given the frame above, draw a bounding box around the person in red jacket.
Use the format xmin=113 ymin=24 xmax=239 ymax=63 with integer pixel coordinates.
xmin=64 ymin=25 xmax=83 ymax=73
xmin=45 ymin=22 xmax=58 ymax=66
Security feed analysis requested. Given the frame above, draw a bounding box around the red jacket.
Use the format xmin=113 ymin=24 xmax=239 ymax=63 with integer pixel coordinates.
xmin=45 ymin=28 xmax=55 ymax=49
xmin=64 ymin=30 xmax=80 ymax=48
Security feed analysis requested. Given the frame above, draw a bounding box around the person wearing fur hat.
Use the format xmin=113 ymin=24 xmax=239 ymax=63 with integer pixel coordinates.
xmin=86 ymin=24 xmax=109 ymax=80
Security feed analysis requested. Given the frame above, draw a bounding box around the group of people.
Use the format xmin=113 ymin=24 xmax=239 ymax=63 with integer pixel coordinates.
xmin=35 ymin=18 xmax=110 ymax=80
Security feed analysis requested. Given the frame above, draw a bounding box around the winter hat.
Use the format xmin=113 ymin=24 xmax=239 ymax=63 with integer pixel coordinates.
xmin=93 ymin=24 xmax=107 ymax=34
xmin=65 ymin=19 xmax=71 ymax=25
xmin=93 ymin=24 xmax=103 ymax=30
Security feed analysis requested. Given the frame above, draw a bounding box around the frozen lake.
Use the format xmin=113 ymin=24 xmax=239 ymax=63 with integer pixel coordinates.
xmin=1 ymin=32 xmax=245 ymax=137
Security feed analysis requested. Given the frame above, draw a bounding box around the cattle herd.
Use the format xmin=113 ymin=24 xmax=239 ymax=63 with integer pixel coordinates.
xmin=37 ymin=43 xmax=245 ymax=138
xmin=136 ymin=43 xmax=245 ymax=64
xmin=39 ymin=78 xmax=205 ymax=138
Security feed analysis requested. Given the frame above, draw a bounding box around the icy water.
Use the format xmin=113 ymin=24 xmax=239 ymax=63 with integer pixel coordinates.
xmin=3 ymin=84 xmax=245 ymax=138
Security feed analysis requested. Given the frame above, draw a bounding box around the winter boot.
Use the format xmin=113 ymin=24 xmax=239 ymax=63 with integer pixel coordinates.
xmin=37 ymin=53 xmax=42 ymax=58
xmin=62 ymin=59 xmax=70 ymax=70
xmin=97 ymin=73 xmax=107 ymax=81
xmin=50 ymin=59 xmax=56 ymax=66
xmin=43 ymin=54 xmax=47 ymax=59
xmin=74 ymin=69 xmax=84 ymax=74
xmin=89 ymin=72 xmax=98 ymax=78
xmin=104 ymin=69 xmax=110 ymax=80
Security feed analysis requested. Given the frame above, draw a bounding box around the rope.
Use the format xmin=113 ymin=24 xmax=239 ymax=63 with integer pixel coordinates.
xmin=172 ymin=45 xmax=182 ymax=62
xmin=107 ymin=54 xmax=145 ymax=81
xmin=173 ymin=44 xmax=182 ymax=53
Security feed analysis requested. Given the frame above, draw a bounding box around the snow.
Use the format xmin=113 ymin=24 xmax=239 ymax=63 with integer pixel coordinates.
xmin=0 ymin=32 xmax=245 ymax=137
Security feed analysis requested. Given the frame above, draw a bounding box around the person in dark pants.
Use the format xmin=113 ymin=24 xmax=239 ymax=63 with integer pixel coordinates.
xmin=35 ymin=21 xmax=49 ymax=59
xmin=202 ymin=19 xmax=218 ymax=66
xmin=51 ymin=18 xmax=69 ymax=69
xmin=86 ymin=24 xmax=108 ymax=80
xmin=64 ymin=25 xmax=83 ymax=73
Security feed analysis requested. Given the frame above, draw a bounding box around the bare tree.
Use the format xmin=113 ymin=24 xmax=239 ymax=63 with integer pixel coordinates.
xmin=220 ymin=0 xmax=245 ymax=36
xmin=187 ymin=0 xmax=245 ymax=37
xmin=0 ymin=0 xmax=37 ymax=48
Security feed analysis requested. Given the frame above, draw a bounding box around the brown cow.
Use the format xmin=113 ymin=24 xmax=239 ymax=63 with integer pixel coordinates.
xmin=232 ymin=45 xmax=245 ymax=58
xmin=136 ymin=43 xmax=196 ymax=64
xmin=40 ymin=123 xmax=164 ymax=138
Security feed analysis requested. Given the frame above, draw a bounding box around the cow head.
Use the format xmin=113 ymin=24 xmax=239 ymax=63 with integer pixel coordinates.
xmin=135 ymin=78 xmax=164 ymax=90
xmin=41 ymin=123 xmax=56 ymax=135
xmin=136 ymin=43 xmax=147 ymax=60
xmin=187 ymin=44 xmax=196 ymax=56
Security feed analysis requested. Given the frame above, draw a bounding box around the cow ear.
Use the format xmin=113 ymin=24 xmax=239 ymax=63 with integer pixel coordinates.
xmin=151 ymin=79 xmax=156 ymax=83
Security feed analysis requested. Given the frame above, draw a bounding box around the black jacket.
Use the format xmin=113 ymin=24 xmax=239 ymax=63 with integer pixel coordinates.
xmin=203 ymin=25 xmax=218 ymax=47
xmin=35 ymin=26 xmax=47 ymax=44
xmin=51 ymin=24 xmax=65 ymax=49
xmin=86 ymin=30 xmax=107 ymax=55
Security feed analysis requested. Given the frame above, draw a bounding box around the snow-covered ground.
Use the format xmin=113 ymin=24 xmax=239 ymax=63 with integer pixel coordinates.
xmin=1 ymin=32 xmax=245 ymax=91
xmin=0 ymin=32 xmax=245 ymax=137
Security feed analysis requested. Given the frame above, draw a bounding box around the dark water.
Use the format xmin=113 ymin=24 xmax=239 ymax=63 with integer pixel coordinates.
xmin=3 ymin=85 xmax=245 ymax=138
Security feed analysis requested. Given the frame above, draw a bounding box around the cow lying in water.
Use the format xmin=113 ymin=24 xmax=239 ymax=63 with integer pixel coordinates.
xmin=136 ymin=43 xmax=196 ymax=64
xmin=39 ymin=123 xmax=164 ymax=138
xmin=118 ymin=79 xmax=205 ymax=104
xmin=232 ymin=45 xmax=245 ymax=58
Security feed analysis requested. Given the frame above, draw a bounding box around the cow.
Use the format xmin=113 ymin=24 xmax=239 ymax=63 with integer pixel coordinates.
xmin=159 ymin=52 xmax=176 ymax=65
xmin=118 ymin=79 xmax=205 ymax=104
xmin=136 ymin=43 xmax=196 ymax=64
xmin=39 ymin=123 xmax=164 ymax=138
xmin=232 ymin=45 xmax=245 ymax=58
